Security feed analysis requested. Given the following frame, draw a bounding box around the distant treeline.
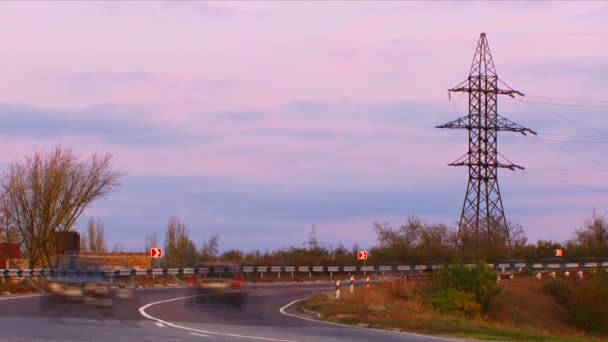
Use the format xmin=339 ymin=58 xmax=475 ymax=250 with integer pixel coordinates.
xmin=154 ymin=212 xmax=608 ymax=268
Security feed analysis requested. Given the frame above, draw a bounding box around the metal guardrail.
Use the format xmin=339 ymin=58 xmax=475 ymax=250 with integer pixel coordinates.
xmin=1 ymin=261 xmax=607 ymax=278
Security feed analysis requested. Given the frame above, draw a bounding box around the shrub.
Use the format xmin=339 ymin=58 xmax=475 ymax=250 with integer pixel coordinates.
xmin=570 ymin=275 xmax=608 ymax=334
xmin=542 ymin=275 xmax=608 ymax=335
xmin=541 ymin=278 xmax=572 ymax=306
xmin=430 ymin=262 xmax=501 ymax=314
xmin=427 ymin=289 xmax=481 ymax=318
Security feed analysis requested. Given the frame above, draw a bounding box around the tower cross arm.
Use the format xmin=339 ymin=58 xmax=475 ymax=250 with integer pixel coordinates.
xmin=448 ymin=161 xmax=525 ymax=171
xmin=436 ymin=115 xmax=470 ymax=129
xmin=496 ymin=115 xmax=537 ymax=135
xmin=448 ymin=87 xmax=524 ymax=97
xmin=436 ymin=114 xmax=536 ymax=136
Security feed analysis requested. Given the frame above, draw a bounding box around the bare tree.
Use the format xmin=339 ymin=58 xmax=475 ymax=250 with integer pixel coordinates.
xmin=575 ymin=211 xmax=608 ymax=248
xmin=144 ymin=233 xmax=159 ymax=253
xmin=111 ymin=242 xmax=125 ymax=253
xmin=163 ymin=217 xmax=198 ymax=268
xmin=200 ymin=234 xmax=220 ymax=263
xmin=81 ymin=217 xmax=107 ymax=253
xmin=0 ymin=192 xmax=19 ymax=244
xmin=1 ymin=146 xmax=123 ymax=267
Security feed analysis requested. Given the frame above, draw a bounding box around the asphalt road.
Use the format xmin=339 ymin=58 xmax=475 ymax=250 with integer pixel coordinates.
xmin=0 ymin=282 xmax=458 ymax=342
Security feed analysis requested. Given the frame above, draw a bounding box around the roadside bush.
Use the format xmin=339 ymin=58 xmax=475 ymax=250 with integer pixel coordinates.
xmin=571 ymin=274 xmax=608 ymax=334
xmin=542 ymin=274 xmax=608 ymax=335
xmin=430 ymin=262 xmax=501 ymax=314
xmin=427 ymin=289 xmax=481 ymax=318
xmin=541 ymin=278 xmax=572 ymax=306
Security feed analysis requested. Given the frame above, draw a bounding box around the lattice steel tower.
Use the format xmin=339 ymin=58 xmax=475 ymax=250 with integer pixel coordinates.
xmin=437 ymin=33 xmax=536 ymax=250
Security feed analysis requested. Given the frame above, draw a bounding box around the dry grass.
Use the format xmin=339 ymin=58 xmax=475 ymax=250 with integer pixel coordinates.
xmin=301 ymin=278 xmax=602 ymax=341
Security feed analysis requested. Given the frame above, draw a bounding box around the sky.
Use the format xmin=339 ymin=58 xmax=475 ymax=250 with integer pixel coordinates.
xmin=0 ymin=1 xmax=607 ymax=253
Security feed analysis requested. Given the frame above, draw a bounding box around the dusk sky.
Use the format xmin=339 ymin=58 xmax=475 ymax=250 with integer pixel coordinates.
xmin=0 ymin=1 xmax=607 ymax=253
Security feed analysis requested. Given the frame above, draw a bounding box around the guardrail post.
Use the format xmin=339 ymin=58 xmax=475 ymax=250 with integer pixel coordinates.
xmin=335 ymin=280 xmax=341 ymax=299
xmin=350 ymin=276 xmax=354 ymax=294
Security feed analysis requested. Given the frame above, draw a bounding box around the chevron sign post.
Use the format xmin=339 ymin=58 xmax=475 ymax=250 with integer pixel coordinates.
xmin=150 ymin=248 xmax=163 ymax=258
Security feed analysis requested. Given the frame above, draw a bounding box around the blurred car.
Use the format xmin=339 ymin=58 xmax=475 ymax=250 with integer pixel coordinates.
xmin=187 ymin=264 xmax=248 ymax=308
xmin=39 ymin=256 xmax=135 ymax=319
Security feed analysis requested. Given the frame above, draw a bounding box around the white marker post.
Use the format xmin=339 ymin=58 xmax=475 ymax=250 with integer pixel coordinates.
xmin=365 ymin=276 xmax=370 ymax=289
xmin=350 ymin=276 xmax=354 ymax=294
xmin=335 ymin=280 xmax=341 ymax=299
xmin=577 ymin=270 xmax=584 ymax=279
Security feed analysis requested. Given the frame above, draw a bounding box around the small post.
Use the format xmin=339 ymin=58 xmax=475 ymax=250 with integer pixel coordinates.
xmin=564 ymin=271 xmax=570 ymax=278
xmin=330 ymin=272 xmax=332 ymax=279
xmin=350 ymin=276 xmax=354 ymax=294
xmin=550 ymin=271 xmax=556 ymax=278
xmin=535 ymin=272 xmax=542 ymax=280
xmin=365 ymin=276 xmax=370 ymax=288
xmin=335 ymin=280 xmax=341 ymax=299
xmin=308 ymin=271 xmax=311 ymax=280
xmin=278 ymin=272 xmax=281 ymax=279
xmin=496 ymin=275 xmax=501 ymax=284
xmin=509 ymin=274 xmax=514 ymax=280
xmin=291 ymin=271 xmax=294 ymax=278
xmin=577 ymin=270 xmax=584 ymax=279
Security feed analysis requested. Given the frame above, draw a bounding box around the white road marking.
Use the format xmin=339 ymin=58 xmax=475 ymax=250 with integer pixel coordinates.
xmin=279 ymin=298 xmax=463 ymax=342
xmin=0 ymin=293 xmax=45 ymax=301
xmin=190 ymin=332 xmax=211 ymax=337
xmin=155 ymin=322 xmax=166 ymax=328
xmin=138 ymin=292 xmax=299 ymax=342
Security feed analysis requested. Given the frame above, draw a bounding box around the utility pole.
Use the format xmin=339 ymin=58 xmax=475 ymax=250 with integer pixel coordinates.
xmin=437 ymin=33 xmax=536 ymax=252
xmin=308 ymin=225 xmax=319 ymax=251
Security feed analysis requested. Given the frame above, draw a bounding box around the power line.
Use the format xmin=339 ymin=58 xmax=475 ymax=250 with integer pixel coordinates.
xmin=540 ymin=133 xmax=608 ymax=138
xmin=500 ymin=135 xmax=608 ymax=167
xmin=520 ymin=100 xmax=608 ymax=109
xmin=526 ymin=94 xmax=608 ymax=103
xmin=502 ymin=135 xmax=608 ymax=144
xmin=526 ymin=167 xmax=608 ymax=173
xmin=515 ymin=171 xmax=608 ymax=194
xmin=549 ymin=144 xmax=608 ymax=167
xmin=508 ymin=98 xmax=608 ymax=137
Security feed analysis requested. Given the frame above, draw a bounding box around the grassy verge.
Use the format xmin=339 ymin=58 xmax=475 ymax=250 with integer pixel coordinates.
xmin=300 ymin=279 xmax=602 ymax=341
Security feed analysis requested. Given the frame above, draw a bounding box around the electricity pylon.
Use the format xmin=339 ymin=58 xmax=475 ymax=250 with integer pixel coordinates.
xmin=437 ymin=33 xmax=536 ymax=251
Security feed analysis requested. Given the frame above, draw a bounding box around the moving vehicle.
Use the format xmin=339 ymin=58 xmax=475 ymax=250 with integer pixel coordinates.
xmin=39 ymin=255 xmax=135 ymax=319
xmin=187 ymin=264 xmax=248 ymax=308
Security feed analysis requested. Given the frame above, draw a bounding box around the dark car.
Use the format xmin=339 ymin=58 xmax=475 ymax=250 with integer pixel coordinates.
xmin=39 ymin=256 xmax=135 ymax=319
xmin=187 ymin=265 xmax=248 ymax=308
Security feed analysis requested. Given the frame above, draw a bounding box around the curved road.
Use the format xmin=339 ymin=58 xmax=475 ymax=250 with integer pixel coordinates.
xmin=0 ymin=283 xmax=457 ymax=342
